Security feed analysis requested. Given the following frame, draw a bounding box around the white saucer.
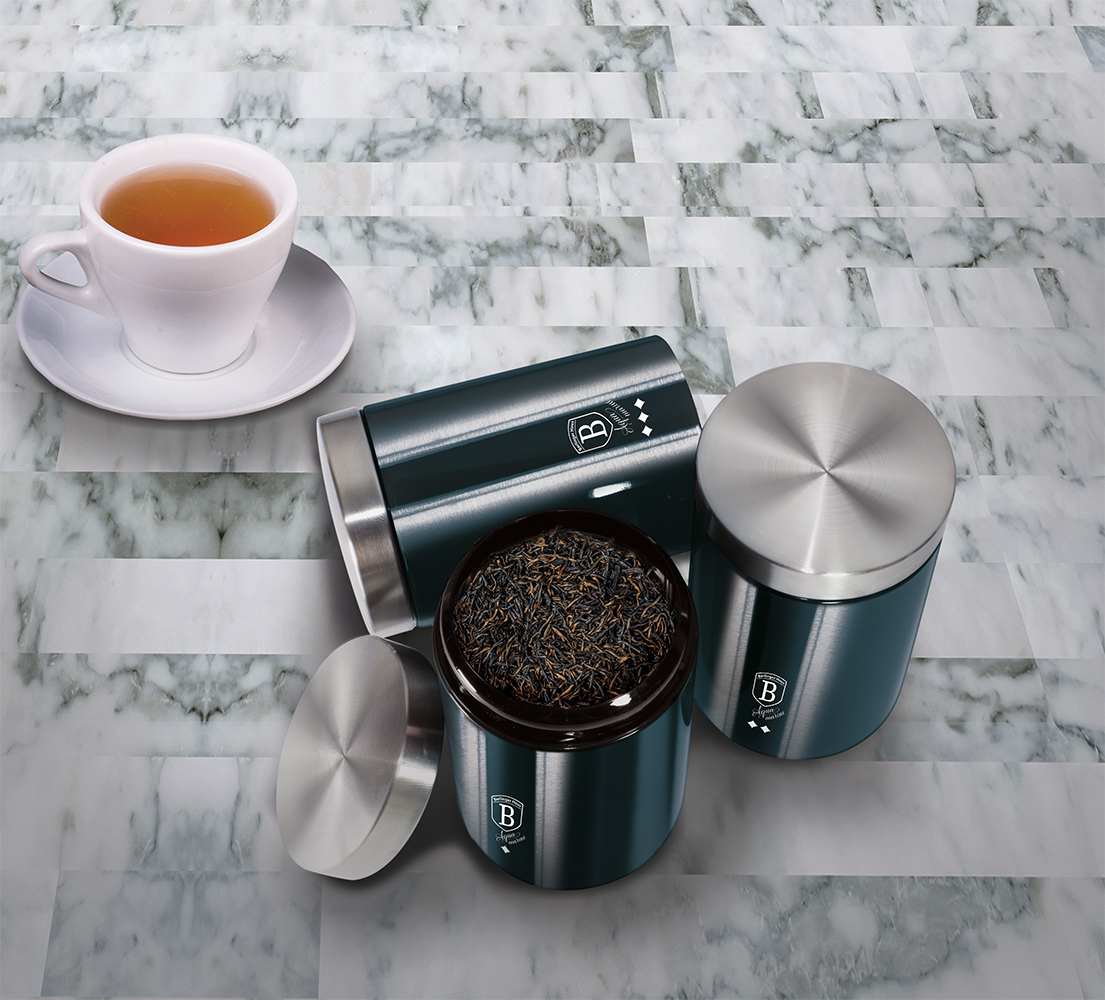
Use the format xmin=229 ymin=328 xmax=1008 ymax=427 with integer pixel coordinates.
xmin=15 ymin=244 xmax=355 ymax=420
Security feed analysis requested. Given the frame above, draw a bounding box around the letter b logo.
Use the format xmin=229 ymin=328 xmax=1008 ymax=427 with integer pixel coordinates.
xmin=491 ymin=795 xmax=524 ymax=832
xmin=752 ymin=672 xmax=787 ymax=708
xmin=577 ymin=420 xmax=608 ymax=444
xmin=567 ymin=412 xmax=613 ymax=454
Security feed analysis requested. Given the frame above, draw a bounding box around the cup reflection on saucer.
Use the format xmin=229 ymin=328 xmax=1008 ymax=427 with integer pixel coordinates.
xmin=17 ymin=133 xmax=298 ymax=375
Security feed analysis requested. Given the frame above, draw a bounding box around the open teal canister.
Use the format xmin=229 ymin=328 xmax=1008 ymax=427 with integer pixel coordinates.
xmin=433 ymin=509 xmax=698 ymax=890
xmin=691 ymin=363 xmax=956 ymax=759
xmin=317 ymin=337 xmax=701 ymax=637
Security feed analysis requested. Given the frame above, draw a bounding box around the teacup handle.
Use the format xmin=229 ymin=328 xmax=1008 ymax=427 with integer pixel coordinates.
xmin=18 ymin=230 xmax=117 ymax=319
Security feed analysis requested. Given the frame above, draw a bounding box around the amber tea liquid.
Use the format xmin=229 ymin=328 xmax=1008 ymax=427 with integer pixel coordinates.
xmin=100 ymin=163 xmax=276 ymax=246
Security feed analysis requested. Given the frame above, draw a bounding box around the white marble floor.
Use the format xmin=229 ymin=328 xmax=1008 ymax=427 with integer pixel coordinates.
xmin=1 ymin=1 xmax=1103 ymax=998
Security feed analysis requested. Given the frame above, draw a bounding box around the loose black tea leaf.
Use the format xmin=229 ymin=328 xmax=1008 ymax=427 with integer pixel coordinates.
xmin=453 ymin=527 xmax=675 ymax=709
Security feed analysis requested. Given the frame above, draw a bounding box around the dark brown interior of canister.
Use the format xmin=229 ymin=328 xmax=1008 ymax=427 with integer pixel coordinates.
xmin=451 ymin=525 xmax=676 ymax=710
xmin=433 ymin=508 xmax=698 ymax=750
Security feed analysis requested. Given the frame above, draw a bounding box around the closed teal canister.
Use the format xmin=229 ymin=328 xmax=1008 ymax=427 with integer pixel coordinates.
xmin=691 ymin=363 xmax=956 ymax=759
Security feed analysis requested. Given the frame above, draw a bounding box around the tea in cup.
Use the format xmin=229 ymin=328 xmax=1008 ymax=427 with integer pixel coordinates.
xmin=18 ymin=133 xmax=298 ymax=374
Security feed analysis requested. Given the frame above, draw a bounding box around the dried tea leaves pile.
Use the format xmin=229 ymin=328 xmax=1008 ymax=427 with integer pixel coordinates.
xmin=453 ymin=527 xmax=675 ymax=709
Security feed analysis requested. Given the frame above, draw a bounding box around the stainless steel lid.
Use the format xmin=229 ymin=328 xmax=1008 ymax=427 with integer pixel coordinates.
xmin=276 ymin=635 xmax=443 ymax=880
xmin=696 ymin=363 xmax=955 ymax=602
xmin=317 ymin=409 xmax=416 ymax=636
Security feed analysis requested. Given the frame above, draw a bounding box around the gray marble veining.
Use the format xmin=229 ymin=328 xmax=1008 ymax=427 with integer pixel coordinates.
xmin=2 ymin=2 xmax=1103 ymax=998
xmin=317 ymin=872 xmax=1091 ymax=998
xmin=41 ymin=871 xmax=321 ymax=998
xmin=2 ymin=652 xmax=315 ymax=756
xmin=296 ymin=213 xmax=651 ymax=265
xmin=0 ymin=472 xmax=337 ymax=559
xmin=959 ymin=394 xmax=1105 ymax=476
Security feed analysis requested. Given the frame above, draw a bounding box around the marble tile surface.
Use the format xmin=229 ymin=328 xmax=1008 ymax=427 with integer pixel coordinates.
xmin=41 ymin=870 xmax=322 ymax=998
xmin=3 ymin=558 xmax=366 ymax=655
xmin=0 ymin=870 xmax=58 ymax=1000
xmin=2 ymin=2 xmax=1103 ymax=999
xmin=317 ymin=871 xmax=1090 ymax=999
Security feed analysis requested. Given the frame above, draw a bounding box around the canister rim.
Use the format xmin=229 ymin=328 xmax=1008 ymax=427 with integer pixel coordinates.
xmin=695 ymin=363 xmax=955 ymax=602
xmin=433 ymin=509 xmax=698 ymax=751
xmin=317 ymin=408 xmax=415 ymax=636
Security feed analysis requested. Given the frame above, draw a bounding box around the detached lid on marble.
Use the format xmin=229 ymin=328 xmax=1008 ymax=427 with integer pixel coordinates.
xmin=695 ymin=363 xmax=955 ymax=602
xmin=276 ymin=635 xmax=443 ymax=880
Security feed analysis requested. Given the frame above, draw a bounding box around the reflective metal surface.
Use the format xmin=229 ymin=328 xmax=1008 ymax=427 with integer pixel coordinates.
xmin=276 ymin=635 xmax=443 ymax=880
xmin=696 ymin=362 xmax=955 ymax=601
xmin=317 ymin=409 xmax=415 ymax=636
xmin=320 ymin=337 xmax=700 ymax=635
xmin=368 ymin=338 xmax=700 ymax=627
xmin=692 ymin=523 xmax=940 ymax=758
xmin=433 ymin=508 xmax=698 ymax=888
xmin=442 ymin=682 xmax=693 ymax=889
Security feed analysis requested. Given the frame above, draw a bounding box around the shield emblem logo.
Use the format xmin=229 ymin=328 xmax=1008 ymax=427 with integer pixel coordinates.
xmin=567 ymin=411 xmax=613 ymax=454
xmin=491 ymin=795 xmax=524 ymax=832
xmin=752 ymin=672 xmax=787 ymax=708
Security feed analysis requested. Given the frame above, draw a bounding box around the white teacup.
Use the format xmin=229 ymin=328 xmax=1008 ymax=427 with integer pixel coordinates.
xmin=19 ymin=133 xmax=297 ymax=374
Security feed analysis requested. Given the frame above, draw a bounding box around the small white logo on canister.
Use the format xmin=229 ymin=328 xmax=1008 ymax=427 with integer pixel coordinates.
xmin=567 ymin=412 xmax=613 ymax=453
xmin=491 ymin=795 xmax=524 ymax=832
xmin=752 ymin=672 xmax=787 ymax=708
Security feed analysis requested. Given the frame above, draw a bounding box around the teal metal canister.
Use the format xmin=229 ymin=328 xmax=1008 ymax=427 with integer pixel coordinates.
xmin=318 ymin=338 xmax=700 ymax=638
xmin=691 ymin=363 xmax=956 ymax=759
xmin=433 ymin=509 xmax=698 ymax=889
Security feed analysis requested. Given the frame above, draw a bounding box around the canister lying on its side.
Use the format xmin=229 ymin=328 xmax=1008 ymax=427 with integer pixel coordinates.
xmin=434 ymin=509 xmax=698 ymax=890
xmin=691 ymin=363 xmax=956 ymax=759
xmin=318 ymin=337 xmax=701 ymax=637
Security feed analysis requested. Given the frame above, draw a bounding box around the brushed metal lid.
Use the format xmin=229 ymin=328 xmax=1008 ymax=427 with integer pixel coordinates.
xmin=276 ymin=635 xmax=443 ymax=880
xmin=317 ymin=409 xmax=416 ymax=637
xmin=695 ymin=363 xmax=955 ymax=602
